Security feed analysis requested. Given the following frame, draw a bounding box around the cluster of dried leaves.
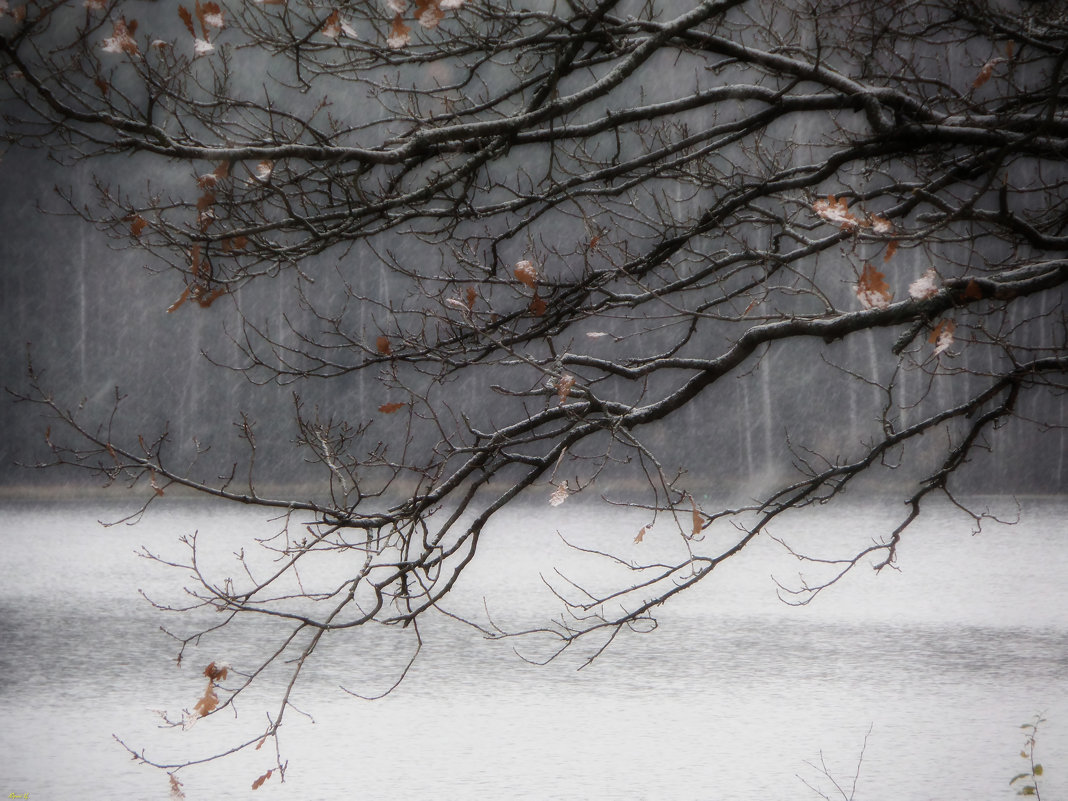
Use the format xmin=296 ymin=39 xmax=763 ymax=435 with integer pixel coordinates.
xmin=813 ymin=196 xmax=961 ymax=357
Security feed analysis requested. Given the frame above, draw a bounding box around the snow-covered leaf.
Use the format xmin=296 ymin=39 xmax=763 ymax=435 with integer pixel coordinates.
xmin=856 ymin=263 xmax=892 ymax=309
xmin=514 ymin=259 xmax=538 ymax=288
xmin=386 ymin=13 xmax=410 ymax=48
xmin=101 ymin=18 xmax=138 ymax=55
xmin=908 ymin=268 xmax=939 ymax=300
xmin=813 ymin=194 xmax=860 ymax=229
xmin=929 ymin=319 xmax=956 ymax=356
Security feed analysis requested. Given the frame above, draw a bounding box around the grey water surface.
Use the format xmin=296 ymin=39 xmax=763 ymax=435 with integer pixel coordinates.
xmin=0 ymin=496 xmax=1066 ymax=800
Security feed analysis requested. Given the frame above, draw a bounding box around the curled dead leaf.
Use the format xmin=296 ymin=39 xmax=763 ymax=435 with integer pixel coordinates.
xmin=556 ymin=373 xmax=575 ymax=405
xmin=378 ymin=402 xmax=405 ymax=414
xmin=690 ymin=495 xmax=702 ymax=538
xmin=549 ymin=483 xmax=570 ymax=506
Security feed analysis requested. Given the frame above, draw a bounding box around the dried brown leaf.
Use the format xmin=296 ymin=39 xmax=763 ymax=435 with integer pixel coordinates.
xmin=378 ymin=402 xmax=405 ymax=414
xmin=514 ymin=259 xmax=538 ymax=289
xmin=556 ymin=374 xmax=575 ymax=405
xmin=199 ymin=1 xmax=224 ymax=30
xmin=101 ymin=17 xmax=139 ymax=55
xmin=166 ymin=286 xmax=191 ymax=313
xmin=813 ymin=194 xmax=861 ymax=229
xmin=973 ymin=58 xmax=1002 ymax=89
xmin=130 ymin=215 xmax=147 ymax=238
xmin=178 ymin=5 xmax=196 ymax=37
xmin=386 ymin=13 xmax=410 ymax=49
xmin=320 ymin=9 xmax=341 ymax=38
xmin=929 ymin=318 xmax=956 ymax=355
xmin=415 ymin=0 xmax=443 ymax=28
xmin=529 ymin=291 xmax=546 ymax=317
xmin=376 ymin=335 xmax=392 ymax=355
xmin=251 ymin=769 xmax=273 ymax=790
xmin=204 ymin=661 xmax=229 ymax=681
xmin=193 ymin=683 xmax=218 ymax=717
xmin=690 ymin=495 xmax=702 ymax=538
xmin=634 ymin=525 xmax=648 ymax=544
xmin=856 ymin=263 xmax=892 ymax=310
xmin=883 ymin=240 xmax=899 ymax=262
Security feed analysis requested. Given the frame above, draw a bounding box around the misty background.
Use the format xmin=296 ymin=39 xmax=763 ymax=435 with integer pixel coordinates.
xmin=2 ymin=140 xmax=1066 ymax=498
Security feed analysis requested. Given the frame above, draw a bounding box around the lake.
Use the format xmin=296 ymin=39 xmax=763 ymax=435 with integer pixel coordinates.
xmin=0 ymin=495 xmax=1065 ymax=800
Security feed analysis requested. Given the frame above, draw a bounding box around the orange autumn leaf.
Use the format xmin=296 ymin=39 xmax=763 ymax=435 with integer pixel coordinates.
xmin=130 ymin=215 xmax=147 ymax=237
xmin=634 ymin=525 xmax=649 ymax=544
xmin=178 ymin=5 xmax=196 ymax=37
xmin=204 ymin=661 xmax=229 ymax=681
xmin=514 ymin=259 xmax=538 ymax=289
xmin=197 ymin=1 xmax=224 ymax=31
xmin=166 ymin=286 xmax=191 ymax=313
xmin=251 ymin=769 xmax=273 ymax=790
xmin=883 ymin=240 xmax=899 ymax=262
xmin=415 ymin=0 xmax=443 ymax=28
xmin=529 ymin=292 xmax=547 ymax=317
xmin=386 ymin=13 xmax=410 ymax=49
xmin=378 ymin=402 xmax=405 ymax=414
xmin=193 ymin=683 xmax=218 ymax=717
xmin=813 ymin=194 xmax=861 ymax=229
xmin=320 ymin=9 xmax=341 ymax=38
xmin=192 ymin=285 xmax=226 ymax=308
xmin=856 ymin=263 xmax=892 ymax=309
xmin=376 ymin=335 xmax=392 ymax=355
xmin=690 ymin=495 xmax=702 ymax=538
